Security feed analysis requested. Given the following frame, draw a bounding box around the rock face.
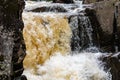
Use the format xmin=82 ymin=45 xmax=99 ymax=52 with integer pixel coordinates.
xmin=0 ymin=0 xmax=26 ymax=80
xmin=95 ymin=1 xmax=120 ymax=52
xmin=85 ymin=1 xmax=120 ymax=52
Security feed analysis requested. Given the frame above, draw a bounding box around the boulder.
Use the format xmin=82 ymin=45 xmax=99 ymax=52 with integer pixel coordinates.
xmin=0 ymin=0 xmax=26 ymax=80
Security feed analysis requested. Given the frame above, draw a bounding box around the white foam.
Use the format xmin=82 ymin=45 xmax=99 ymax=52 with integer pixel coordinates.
xmin=23 ymin=52 xmax=111 ymax=80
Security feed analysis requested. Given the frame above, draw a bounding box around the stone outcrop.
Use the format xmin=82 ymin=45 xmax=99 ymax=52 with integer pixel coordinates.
xmin=0 ymin=0 xmax=26 ymax=80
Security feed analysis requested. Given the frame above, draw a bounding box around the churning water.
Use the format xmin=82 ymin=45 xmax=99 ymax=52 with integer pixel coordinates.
xmin=22 ymin=1 xmax=111 ymax=80
xmin=23 ymin=52 xmax=111 ymax=80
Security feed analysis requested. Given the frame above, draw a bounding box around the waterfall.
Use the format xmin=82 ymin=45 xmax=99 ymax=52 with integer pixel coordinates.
xmin=23 ymin=12 xmax=72 ymax=66
xmin=22 ymin=1 xmax=111 ymax=80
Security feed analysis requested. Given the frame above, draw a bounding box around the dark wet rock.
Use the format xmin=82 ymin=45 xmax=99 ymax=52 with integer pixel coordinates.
xmin=84 ymin=1 xmax=120 ymax=52
xmin=101 ymin=53 xmax=120 ymax=80
xmin=53 ymin=0 xmax=74 ymax=4
xmin=27 ymin=6 xmax=67 ymax=12
xmin=0 ymin=0 xmax=26 ymax=80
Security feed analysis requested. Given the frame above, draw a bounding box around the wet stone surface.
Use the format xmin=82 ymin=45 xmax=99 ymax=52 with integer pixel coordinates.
xmin=0 ymin=0 xmax=26 ymax=80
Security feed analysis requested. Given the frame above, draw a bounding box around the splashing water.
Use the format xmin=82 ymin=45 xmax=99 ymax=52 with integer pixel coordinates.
xmin=23 ymin=52 xmax=111 ymax=80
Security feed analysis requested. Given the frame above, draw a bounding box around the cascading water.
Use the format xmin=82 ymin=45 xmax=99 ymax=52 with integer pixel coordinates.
xmin=69 ymin=15 xmax=94 ymax=52
xmin=22 ymin=1 xmax=111 ymax=80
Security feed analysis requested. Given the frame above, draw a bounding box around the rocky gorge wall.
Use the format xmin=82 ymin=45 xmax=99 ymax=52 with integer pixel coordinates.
xmin=0 ymin=0 xmax=26 ymax=80
xmin=94 ymin=0 xmax=120 ymax=52
xmin=84 ymin=0 xmax=120 ymax=52
xmin=83 ymin=0 xmax=120 ymax=80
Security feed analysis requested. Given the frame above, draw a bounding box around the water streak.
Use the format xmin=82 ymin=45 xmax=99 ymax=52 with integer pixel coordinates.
xmin=70 ymin=15 xmax=94 ymax=52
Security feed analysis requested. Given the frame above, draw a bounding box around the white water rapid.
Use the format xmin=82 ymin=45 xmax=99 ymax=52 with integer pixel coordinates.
xmin=23 ymin=52 xmax=111 ymax=80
